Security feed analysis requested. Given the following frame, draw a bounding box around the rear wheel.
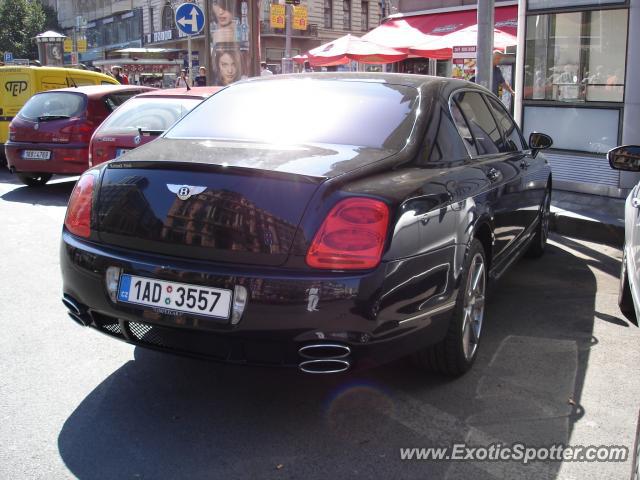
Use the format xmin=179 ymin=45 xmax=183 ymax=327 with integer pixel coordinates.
xmin=526 ymin=186 xmax=551 ymax=258
xmin=619 ymin=246 xmax=637 ymax=324
xmin=412 ymin=238 xmax=487 ymax=376
xmin=16 ymin=172 xmax=52 ymax=187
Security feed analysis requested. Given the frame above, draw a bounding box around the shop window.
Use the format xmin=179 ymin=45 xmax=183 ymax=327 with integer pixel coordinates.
xmin=523 ymin=106 xmax=619 ymax=154
xmin=324 ymin=0 xmax=332 ymax=28
xmin=162 ymin=4 xmax=174 ymax=31
xmin=528 ymin=0 xmax=625 ymax=10
xmin=524 ymin=9 xmax=627 ymax=103
xmin=361 ymin=2 xmax=368 ymax=31
xmin=343 ymin=0 xmax=351 ymax=30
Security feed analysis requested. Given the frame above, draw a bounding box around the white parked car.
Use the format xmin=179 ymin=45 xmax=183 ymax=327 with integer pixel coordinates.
xmin=609 ymin=145 xmax=640 ymax=324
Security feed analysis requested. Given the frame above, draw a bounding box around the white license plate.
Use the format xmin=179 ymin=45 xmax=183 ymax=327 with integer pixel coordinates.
xmin=115 ymin=148 xmax=130 ymax=158
xmin=22 ymin=150 xmax=51 ymax=160
xmin=117 ymin=274 xmax=232 ymax=319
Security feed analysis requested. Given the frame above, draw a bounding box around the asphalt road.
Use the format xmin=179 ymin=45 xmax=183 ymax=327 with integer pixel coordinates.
xmin=1 ymin=170 xmax=639 ymax=480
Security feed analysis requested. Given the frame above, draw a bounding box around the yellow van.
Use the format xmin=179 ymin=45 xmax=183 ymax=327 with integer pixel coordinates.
xmin=0 ymin=66 xmax=118 ymax=146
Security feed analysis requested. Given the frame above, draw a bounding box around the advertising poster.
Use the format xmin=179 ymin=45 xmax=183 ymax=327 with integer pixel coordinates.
xmin=452 ymin=46 xmax=476 ymax=81
xmin=210 ymin=0 xmax=250 ymax=86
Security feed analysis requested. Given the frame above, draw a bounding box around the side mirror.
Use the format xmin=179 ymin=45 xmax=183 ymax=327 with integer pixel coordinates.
xmin=608 ymin=145 xmax=640 ymax=172
xmin=529 ymin=132 xmax=553 ymax=152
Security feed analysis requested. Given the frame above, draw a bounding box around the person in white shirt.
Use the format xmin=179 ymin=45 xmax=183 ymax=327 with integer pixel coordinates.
xmin=175 ymin=69 xmax=191 ymax=88
xmin=260 ymin=62 xmax=273 ymax=76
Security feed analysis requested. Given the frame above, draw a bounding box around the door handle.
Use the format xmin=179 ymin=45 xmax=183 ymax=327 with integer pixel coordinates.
xmin=632 ymin=198 xmax=640 ymax=208
xmin=486 ymin=168 xmax=500 ymax=181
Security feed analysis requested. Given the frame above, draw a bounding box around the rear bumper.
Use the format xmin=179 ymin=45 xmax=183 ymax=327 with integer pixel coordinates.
xmin=5 ymin=141 xmax=89 ymax=174
xmin=60 ymin=232 xmax=457 ymax=371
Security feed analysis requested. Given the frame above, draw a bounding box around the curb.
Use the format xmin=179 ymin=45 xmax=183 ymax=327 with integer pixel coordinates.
xmin=550 ymin=212 xmax=624 ymax=247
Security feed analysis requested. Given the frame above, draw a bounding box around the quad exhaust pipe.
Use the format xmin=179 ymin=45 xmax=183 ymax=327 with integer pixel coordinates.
xmin=298 ymin=343 xmax=351 ymax=374
xmin=62 ymin=295 xmax=91 ymax=327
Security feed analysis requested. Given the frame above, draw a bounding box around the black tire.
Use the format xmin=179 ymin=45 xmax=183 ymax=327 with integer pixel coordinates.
xmin=526 ymin=186 xmax=551 ymax=258
xmin=412 ymin=238 xmax=487 ymax=376
xmin=16 ymin=172 xmax=52 ymax=187
xmin=619 ymin=246 xmax=637 ymax=324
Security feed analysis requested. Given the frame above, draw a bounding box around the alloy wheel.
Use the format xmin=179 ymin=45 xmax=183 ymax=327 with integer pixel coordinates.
xmin=462 ymin=252 xmax=486 ymax=361
xmin=541 ymin=191 xmax=551 ymax=246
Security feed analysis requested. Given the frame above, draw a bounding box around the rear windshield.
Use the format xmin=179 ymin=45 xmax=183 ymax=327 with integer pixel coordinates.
xmin=165 ymin=79 xmax=419 ymax=150
xmin=97 ymin=97 xmax=203 ymax=134
xmin=18 ymin=92 xmax=85 ymax=120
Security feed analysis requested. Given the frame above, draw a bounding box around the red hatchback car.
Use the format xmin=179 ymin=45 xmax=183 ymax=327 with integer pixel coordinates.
xmin=5 ymin=84 xmax=154 ymax=186
xmin=89 ymin=86 xmax=221 ymax=167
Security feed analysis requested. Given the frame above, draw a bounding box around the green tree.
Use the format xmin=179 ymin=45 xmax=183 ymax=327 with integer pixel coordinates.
xmin=0 ymin=0 xmax=62 ymax=60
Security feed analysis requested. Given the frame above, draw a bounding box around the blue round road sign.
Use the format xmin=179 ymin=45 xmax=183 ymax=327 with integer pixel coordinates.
xmin=175 ymin=3 xmax=205 ymax=35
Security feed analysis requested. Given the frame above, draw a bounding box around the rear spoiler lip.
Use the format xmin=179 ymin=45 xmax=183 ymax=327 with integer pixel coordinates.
xmin=106 ymin=159 xmax=327 ymax=185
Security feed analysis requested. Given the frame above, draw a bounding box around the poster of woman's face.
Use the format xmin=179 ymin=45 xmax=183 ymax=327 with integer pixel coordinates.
xmin=214 ymin=48 xmax=247 ymax=86
xmin=210 ymin=0 xmax=249 ymax=86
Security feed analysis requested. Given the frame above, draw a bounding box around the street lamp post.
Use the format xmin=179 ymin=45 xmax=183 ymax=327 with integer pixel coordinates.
xmin=476 ymin=0 xmax=495 ymax=90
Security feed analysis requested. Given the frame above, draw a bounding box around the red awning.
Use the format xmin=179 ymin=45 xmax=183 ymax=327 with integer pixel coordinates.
xmin=362 ymin=5 xmax=517 ymax=51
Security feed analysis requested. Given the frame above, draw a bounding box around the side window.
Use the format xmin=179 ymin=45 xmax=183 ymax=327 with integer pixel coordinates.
xmin=486 ymin=96 xmax=526 ymax=152
xmin=426 ymin=106 xmax=473 ymax=163
xmin=453 ymin=91 xmax=502 ymax=155
xmin=104 ymin=92 xmax=137 ymax=112
xmin=450 ymin=101 xmax=478 ymax=157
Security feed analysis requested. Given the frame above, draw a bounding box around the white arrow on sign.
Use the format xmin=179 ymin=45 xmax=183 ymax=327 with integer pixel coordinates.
xmin=178 ymin=6 xmax=199 ymax=32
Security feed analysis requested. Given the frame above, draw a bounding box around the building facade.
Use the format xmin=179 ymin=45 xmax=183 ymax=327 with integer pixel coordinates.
xmin=391 ymin=0 xmax=638 ymax=198
xmin=51 ymin=0 xmax=383 ymax=79
xmin=520 ymin=0 xmax=639 ymax=198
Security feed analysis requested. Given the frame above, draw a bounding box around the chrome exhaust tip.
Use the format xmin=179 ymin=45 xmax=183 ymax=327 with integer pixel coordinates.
xmin=298 ymin=343 xmax=352 ymax=373
xmin=62 ymin=295 xmax=83 ymax=315
xmin=67 ymin=312 xmax=90 ymax=327
xmin=299 ymin=343 xmax=351 ymax=360
xmin=63 ymin=295 xmax=90 ymax=326
xmin=299 ymin=359 xmax=350 ymax=374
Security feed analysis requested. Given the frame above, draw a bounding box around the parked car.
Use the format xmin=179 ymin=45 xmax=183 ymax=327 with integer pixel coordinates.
xmin=0 ymin=65 xmax=118 ymax=150
xmin=60 ymin=73 xmax=553 ymax=376
xmin=5 ymin=84 xmax=155 ymax=186
xmin=89 ymin=86 xmax=221 ymax=167
xmin=608 ymin=145 xmax=640 ymax=325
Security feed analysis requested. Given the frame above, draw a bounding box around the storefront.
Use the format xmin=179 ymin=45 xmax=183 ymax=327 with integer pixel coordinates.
xmin=364 ymin=3 xmax=517 ymax=73
xmin=521 ymin=0 xmax=639 ymax=197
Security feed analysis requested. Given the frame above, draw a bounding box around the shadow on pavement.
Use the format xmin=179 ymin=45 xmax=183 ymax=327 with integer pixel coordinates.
xmin=0 ymin=170 xmax=75 ymax=207
xmin=57 ymin=238 xmax=602 ymax=480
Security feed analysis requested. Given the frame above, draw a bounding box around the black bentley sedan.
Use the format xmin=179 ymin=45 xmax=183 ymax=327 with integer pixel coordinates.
xmin=61 ymin=73 xmax=553 ymax=376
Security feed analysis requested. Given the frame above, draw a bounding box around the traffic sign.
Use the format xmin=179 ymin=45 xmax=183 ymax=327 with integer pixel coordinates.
xmin=175 ymin=3 xmax=204 ymax=35
xmin=4 ymin=51 xmax=13 ymax=63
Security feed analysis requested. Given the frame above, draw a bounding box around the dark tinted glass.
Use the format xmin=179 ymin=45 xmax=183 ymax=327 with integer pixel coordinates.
xmin=450 ymin=101 xmax=477 ymax=157
xmin=19 ymin=92 xmax=85 ymax=120
xmin=166 ymin=80 xmax=419 ymax=150
xmin=426 ymin=106 xmax=472 ymax=163
xmin=453 ymin=92 xmax=502 ymax=155
xmin=486 ymin=96 xmax=525 ymax=152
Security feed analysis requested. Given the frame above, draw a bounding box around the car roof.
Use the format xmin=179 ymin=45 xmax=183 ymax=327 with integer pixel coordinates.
xmin=135 ymin=86 xmax=222 ymax=99
xmin=36 ymin=85 xmax=156 ymax=98
xmin=242 ymin=71 xmax=474 ymax=89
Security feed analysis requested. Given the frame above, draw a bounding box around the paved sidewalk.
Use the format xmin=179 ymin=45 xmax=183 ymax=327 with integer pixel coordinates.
xmin=551 ymin=190 xmax=625 ymax=247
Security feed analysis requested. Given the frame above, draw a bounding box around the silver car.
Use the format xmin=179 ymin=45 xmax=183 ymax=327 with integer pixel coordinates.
xmin=609 ymin=145 xmax=640 ymax=324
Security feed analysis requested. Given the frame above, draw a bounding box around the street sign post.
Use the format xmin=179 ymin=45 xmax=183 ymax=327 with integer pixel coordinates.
xmin=175 ymin=3 xmax=204 ymax=35
xmin=175 ymin=3 xmax=205 ymax=82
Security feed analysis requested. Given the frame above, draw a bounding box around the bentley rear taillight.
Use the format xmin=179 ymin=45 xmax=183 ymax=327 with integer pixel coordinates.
xmin=306 ymin=198 xmax=389 ymax=270
xmin=64 ymin=173 xmax=95 ymax=238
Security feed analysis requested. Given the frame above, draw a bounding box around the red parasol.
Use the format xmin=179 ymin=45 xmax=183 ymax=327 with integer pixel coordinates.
xmin=306 ymin=34 xmax=408 ymax=66
xmin=409 ymin=25 xmax=517 ymax=59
